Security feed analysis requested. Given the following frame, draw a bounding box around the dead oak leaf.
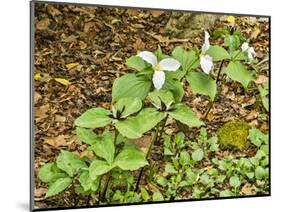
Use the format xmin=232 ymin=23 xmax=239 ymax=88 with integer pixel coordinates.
xmin=36 ymin=18 xmax=50 ymax=30
xmin=44 ymin=135 xmax=69 ymax=148
xmin=255 ymin=74 xmax=268 ymax=85
xmin=150 ymin=10 xmax=164 ymax=18
xmin=241 ymin=183 xmax=256 ymax=195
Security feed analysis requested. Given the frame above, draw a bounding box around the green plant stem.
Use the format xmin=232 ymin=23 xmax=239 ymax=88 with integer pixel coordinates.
xmin=134 ymin=117 xmax=166 ymax=192
xmin=155 ymin=115 xmax=169 ymax=146
xmin=100 ymin=128 xmax=119 ymax=202
xmin=71 ymin=182 xmax=77 ymax=206
xmin=204 ymin=60 xmax=225 ymax=120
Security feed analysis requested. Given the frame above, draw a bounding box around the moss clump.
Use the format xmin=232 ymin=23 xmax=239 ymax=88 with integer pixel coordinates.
xmin=218 ymin=121 xmax=250 ymax=150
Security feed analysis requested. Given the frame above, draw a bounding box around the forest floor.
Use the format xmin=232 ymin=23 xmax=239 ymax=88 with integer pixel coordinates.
xmin=33 ymin=3 xmax=269 ymax=209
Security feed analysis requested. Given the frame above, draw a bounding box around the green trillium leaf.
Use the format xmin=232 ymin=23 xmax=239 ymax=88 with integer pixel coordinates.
xmin=186 ymin=71 xmax=217 ymax=101
xmin=74 ymin=108 xmax=112 ymax=129
xmin=79 ymin=171 xmax=100 ymax=192
xmin=45 ymin=177 xmax=72 ymax=198
xmin=115 ymin=108 xmax=166 ymax=139
xmin=113 ymin=97 xmax=142 ymax=118
xmin=86 ymin=131 xmax=115 ymax=164
xmin=148 ymin=90 xmax=174 ymax=109
xmin=112 ymin=73 xmax=152 ymax=103
xmin=206 ymin=45 xmax=231 ymax=61
xmin=168 ymin=103 xmax=204 ymax=128
xmin=38 ymin=162 xmax=68 ymax=183
xmin=113 ymin=146 xmax=148 ymax=170
xmin=56 ymin=150 xmax=87 ymax=177
xmin=225 ymin=61 xmax=253 ymax=89
xmin=126 ymin=56 xmax=148 ymax=71
xmin=89 ymin=159 xmax=113 ymax=179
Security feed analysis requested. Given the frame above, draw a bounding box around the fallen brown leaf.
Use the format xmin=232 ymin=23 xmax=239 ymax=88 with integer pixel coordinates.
xmin=44 ymin=135 xmax=69 ymax=148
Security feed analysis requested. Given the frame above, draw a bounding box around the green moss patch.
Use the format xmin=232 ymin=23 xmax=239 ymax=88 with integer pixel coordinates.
xmin=218 ymin=121 xmax=250 ymax=150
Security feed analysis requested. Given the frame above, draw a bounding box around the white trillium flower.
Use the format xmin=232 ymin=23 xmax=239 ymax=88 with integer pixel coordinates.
xmin=137 ymin=51 xmax=181 ymax=90
xmin=200 ymin=31 xmax=213 ymax=74
xmin=241 ymin=42 xmax=256 ymax=62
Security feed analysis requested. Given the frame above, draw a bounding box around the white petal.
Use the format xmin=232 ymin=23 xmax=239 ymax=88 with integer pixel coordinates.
xmin=241 ymin=42 xmax=249 ymax=52
xmin=152 ymin=71 xmax=165 ymax=90
xmin=137 ymin=51 xmax=157 ymax=67
xmin=202 ymin=31 xmax=210 ymax=53
xmin=204 ymin=31 xmax=210 ymax=42
xmin=248 ymin=51 xmax=254 ymax=62
xmin=200 ymin=55 xmax=213 ymax=74
xmin=159 ymin=58 xmax=181 ymax=72
xmin=248 ymin=47 xmax=256 ymax=57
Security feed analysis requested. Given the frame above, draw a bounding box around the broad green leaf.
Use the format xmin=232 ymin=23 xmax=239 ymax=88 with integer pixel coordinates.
xmin=212 ymin=27 xmax=230 ymax=38
xmin=38 ymin=162 xmax=67 ymax=183
xmin=115 ymin=108 xmax=166 ymax=139
xmin=231 ymin=50 xmax=248 ymax=61
xmin=148 ymin=90 xmax=174 ymax=108
xmin=224 ymin=34 xmax=240 ymax=53
xmin=152 ymin=191 xmax=164 ymax=201
xmin=186 ymin=71 xmax=217 ymax=101
xmin=140 ymin=188 xmax=150 ymax=201
xmin=206 ymin=45 xmax=231 ymax=61
xmin=163 ymin=78 xmax=184 ymax=102
xmin=76 ymin=127 xmax=98 ymax=145
xmin=112 ymin=73 xmax=152 ymax=103
xmin=168 ymin=103 xmax=204 ymax=128
xmin=87 ymin=131 xmax=115 ymax=164
xmin=113 ymin=146 xmax=148 ymax=170
xmin=113 ymin=97 xmax=142 ymax=118
xmin=192 ymin=148 xmax=204 ymax=162
xmin=225 ymin=61 xmax=253 ymax=89
xmin=79 ymin=171 xmax=100 ymax=192
xmin=156 ymin=176 xmax=168 ymax=187
xmin=229 ymin=176 xmax=241 ymax=188
xmin=258 ymin=80 xmax=269 ymax=112
xmin=74 ymin=108 xmax=112 ymax=129
xmin=255 ymin=166 xmax=267 ymax=180
xmin=89 ymin=159 xmax=112 ymax=179
xmin=126 ymin=56 xmax=148 ymax=71
xmin=172 ymin=47 xmax=199 ymax=72
xmin=179 ymin=151 xmax=190 ymax=166
xmin=56 ymin=150 xmax=87 ymax=177
xmin=46 ymin=177 xmax=72 ymax=197
xmin=219 ymin=190 xmax=233 ymax=197
xmin=164 ymin=163 xmax=177 ymax=174
xmin=248 ymin=128 xmax=268 ymax=148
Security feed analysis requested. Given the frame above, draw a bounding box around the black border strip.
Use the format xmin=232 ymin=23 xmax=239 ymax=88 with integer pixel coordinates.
xmin=30 ymin=1 xmax=271 ymax=211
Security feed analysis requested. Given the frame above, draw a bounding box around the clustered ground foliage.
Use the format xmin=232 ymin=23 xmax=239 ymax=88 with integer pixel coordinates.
xmin=33 ymin=3 xmax=269 ymax=209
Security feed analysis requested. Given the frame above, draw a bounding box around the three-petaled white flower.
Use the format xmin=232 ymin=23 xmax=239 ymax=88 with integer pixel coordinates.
xmin=241 ymin=42 xmax=256 ymax=62
xmin=200 ymin=31 xmax=213 ymax=74
xmin=137 ymin=51 xmax=181 ymax=90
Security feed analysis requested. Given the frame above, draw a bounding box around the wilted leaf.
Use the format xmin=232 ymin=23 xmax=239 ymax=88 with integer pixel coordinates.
xmin=66 ymin=62 xmax=79 ymax=70
xmin=54 ymin=78 xmax=70 ymax=86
